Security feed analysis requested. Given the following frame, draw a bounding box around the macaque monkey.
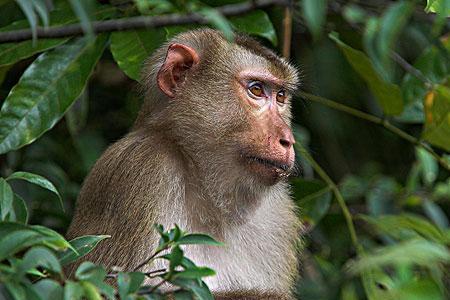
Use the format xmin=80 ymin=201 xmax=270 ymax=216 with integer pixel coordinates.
xmin=66 ymin=29 xmax=301 ymax=299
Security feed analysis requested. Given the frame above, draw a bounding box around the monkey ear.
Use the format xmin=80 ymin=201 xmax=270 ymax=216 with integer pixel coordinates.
xmin=157 ymin=43 xmax=200 ymax=98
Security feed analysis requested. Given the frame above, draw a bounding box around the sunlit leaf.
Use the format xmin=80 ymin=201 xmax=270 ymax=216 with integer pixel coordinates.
xmin=174 ymin=267 xmax=216 ymax=279
xmin=178 ymin=234 xmax=223 ymax=246
xmin=57 ymin=235 xmax=110 ymax=266
xmin=0 ymin=35 xmax=108 ymax=154
xmin=329 ymin=32 xmax=403 ymax=115
xmin=422 ymin=85 xmax=450 ymax=151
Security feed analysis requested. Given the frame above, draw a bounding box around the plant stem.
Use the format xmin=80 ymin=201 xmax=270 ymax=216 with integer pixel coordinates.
xmin=298 ymin=91 xmax=450 ymax=171
xmin=294 ymin=141 xmax=362 ymax=253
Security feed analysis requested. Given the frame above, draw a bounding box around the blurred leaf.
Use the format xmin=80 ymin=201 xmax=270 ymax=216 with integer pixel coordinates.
xmin=302 ymin=0 xmax=327 ymax=40
xmin=416 ymin=147 xmax=438 ymax=186
xmin=367 ymin=177 xmax=399 ymax=216
xmin=399 ymin=37 xmax=450 ymax=123
xmin=178 ymin=234 xmax=222 ymax=246
xmin=64 ymin=281 xmax=84 ymax=300
xmin=7 ymin=171 xmax=62 ymax=209
xmin=342 ymin=4 xmax=367 ymax=24
xmin=0 ymin=223 xmax=70 ymax=260
xmin=198 ymin=7 xmax=234 ymax=41
xmin=0 ymin=35 xmax=108 ymax=154
xmin=80 ymin=281 xmax=101 ymax=300
xmin=117 ymin=272 xmax=145 ymax=299
xmin=57 ymin=235 xmax=110 ymax=266
xmin=0 ymin=178 xmax=13 ymax=220
xmin=110 ymin=29 xmax=166 ymax=81
xmin=376 ymin=1 xmax=414 ymax=78
xmin=19 ymin=246 xmax=62 ymax=275
xmin=341 ymin=282 xmax=358 ymax=300
xmin=422 ymin=200 xmax=449 ymax=229
xmin=339 ymin=175 xmax=368 ymax=201
xmin=169 ymin=246 xmax=184 ymax=272
xmin=173 ymin=290 xmax=193 ymax=300
xmin=230 ymin=10 xmax=277 ymax=46
xmin=348 ymin=239 xmax=450 ymax=274
xmin=422 ymin=85 xmax=450 ymax=151
xmin=329 ymin=32 xmax=403 ymax=115
xmin=291 ymin=178 xmax=332 ymax=227
xmin=68 ymin=0 xmax=94 ymax=37
xmin=8 ymin=193 xmax=28 ymax=224
xmin=33 ymin=279 xmax=64 ymax=300
xmin=15 ymin=0 xmax=38 ymax=43
xmin=0 ymin=2 xmax=115 ymax=68
xmin=361 ymin=214 xmax=447 ymax=243
xmin=170 ymin=278 xmax=214 ymax=300
xmin=75 ymin=262 xmax=106 ymax=282
xmin=388 ymin=278 xmax=443 ymax=300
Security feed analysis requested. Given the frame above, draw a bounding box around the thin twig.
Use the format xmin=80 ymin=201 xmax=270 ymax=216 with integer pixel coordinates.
xmin=294 ymin=141 xmax=362 ymax=253
xmin=298 ymin=91 xmax=450 ymax=171
xmin=390 ymin=51 xmax=434 ymax=88
xmin=106 ymin=268 xmax=167 ymax=279
xmin=132 ymin=248 xmax=166 ymax=272
xmin=0 ymin=0 xmax=290 ymax=43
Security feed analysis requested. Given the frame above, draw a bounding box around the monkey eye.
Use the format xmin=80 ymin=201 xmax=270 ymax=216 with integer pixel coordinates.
xmin=276 ymin=90 xmax=287 ymax=105
xmin=247 ymin=81 xmax=265 ymax=98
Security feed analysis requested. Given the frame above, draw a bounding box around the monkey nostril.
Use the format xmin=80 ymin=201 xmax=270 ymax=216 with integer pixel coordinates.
xmin=279 ymin=138 xmax=292 ymax=149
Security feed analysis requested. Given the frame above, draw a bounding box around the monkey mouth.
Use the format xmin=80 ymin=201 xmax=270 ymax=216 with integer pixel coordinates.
xmin=244 ymin=155 xmax=293 ymax=174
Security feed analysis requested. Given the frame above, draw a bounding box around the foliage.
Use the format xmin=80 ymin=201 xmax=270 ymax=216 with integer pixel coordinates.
xmin=0 ymin=0 xmax=449 ymax=299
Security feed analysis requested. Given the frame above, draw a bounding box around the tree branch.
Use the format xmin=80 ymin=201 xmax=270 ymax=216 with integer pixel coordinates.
xmin=0 ymin=0 xmax=290 ymax=43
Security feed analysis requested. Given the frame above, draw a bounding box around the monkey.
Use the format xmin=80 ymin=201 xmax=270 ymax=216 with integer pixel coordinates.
xmin=66 ymin=29 xmax=301 ymax=299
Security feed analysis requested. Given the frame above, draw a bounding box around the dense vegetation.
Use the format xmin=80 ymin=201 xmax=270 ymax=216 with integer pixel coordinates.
xmin=0 ymin=0 xmax=449 ymax=299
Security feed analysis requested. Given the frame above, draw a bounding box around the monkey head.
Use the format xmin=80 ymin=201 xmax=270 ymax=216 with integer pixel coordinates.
xmin=141 ymin=29 xmax=299 ymax=188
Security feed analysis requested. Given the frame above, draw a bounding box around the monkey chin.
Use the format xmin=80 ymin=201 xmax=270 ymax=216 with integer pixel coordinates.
xmin=243 ymin=155 xmax=293 ymax=186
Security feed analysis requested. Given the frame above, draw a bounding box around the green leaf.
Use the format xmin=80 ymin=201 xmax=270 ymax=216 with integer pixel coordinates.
xmin=169 ymin=246 xmax=184 ymax=272
xmin=75 ymin=262 xmax=106 ymax=283
xmin=0 ymin=34 xmax=108 ymax=154
xmin=110 ymin=29 xmax=166 ymax=81
xmin=57 ymin=235 xmax=110 ymax=266
xmin=361 ymin=214 xmax=447 ymax=243
xmin=416 ymin=147 xmax=438 ymax=186
xmin=64 ymin=281 xmax=84 ymax=300
xmin=329 ymin=32 xmax=403 ymax=115
xmin=178 ymin=234 xmax=223 ymax=246
xmin=170 ymin=278 xmax=214 ymax=300
xmin=198 ymin=7 xmax=234 ymax=41
xmin=68 ymin=0 xmax=94 ymax=37
xmin=302 ymin=0 xmax=327 ymax=40
xmin=33 ymin=279 xmax=64 ymax=300
xmin=425 ymin=0 xmax=450 ymax=15
xmin=399 ymin=37 xmax=450 ymax=123
xmin=291 ymin=178 xmax=331 ymax=228
xmin=117 ymin=272 xmax=145 ymax=299
xmin=422 ymin=200 xmax=449 ymax=230
xmin=0 ymin=178 xmax=13 ymax=220
xmin=422 ymin=85 xmax=450 ymax=151
xmin=7 ymin=171 xmax=62 ymax=209
xmin=16 ymin=0 xmax=38 ymax=43
xmin=173 ymin=290 xmax=194 ymax=300
xmin=174 ymin=267 xmax=216 ymax=279
xmin=0 ymin=2 xmax=114 ymax=67
xmin=229 ymin=10 xmax=277 ymax=46
xmin=347 ymin=239 xmax=450 ymax=274
xmin=376 ymin=1 xmax=414 ymax=78
xmin=19 ymin=246 xmax=62 ymax=275
xmin=80 ymin=281 xmax=101 ymax=300
xmin=8 ymin=193 xmax=28 ymax=224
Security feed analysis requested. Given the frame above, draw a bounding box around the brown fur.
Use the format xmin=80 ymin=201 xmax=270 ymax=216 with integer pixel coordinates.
xmin=66 ymin=29 xmax=301 ymax=299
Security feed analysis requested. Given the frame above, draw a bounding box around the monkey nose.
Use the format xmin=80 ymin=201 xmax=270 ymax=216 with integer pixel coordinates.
xmin=278 ymin=130 xmax=295 ymax=149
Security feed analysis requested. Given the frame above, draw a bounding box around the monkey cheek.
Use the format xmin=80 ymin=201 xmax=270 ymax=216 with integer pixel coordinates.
xmin=244 ymin=161 xmax=291 ymax=186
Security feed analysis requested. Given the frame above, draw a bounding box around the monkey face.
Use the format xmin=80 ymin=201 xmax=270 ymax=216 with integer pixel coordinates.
xmin=154 ymin=30 xmax=298 ymax=187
